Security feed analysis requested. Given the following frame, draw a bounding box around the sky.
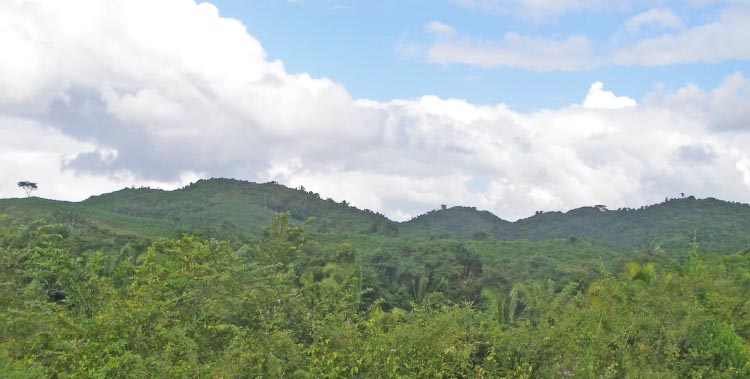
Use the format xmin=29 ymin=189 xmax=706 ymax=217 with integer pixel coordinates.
xmin=1 ymin=0 xmax=750 ymax=221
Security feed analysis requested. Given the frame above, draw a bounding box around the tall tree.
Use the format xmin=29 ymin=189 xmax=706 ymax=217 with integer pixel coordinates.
xmin=17 ymin=181 xmax=37 ymax=197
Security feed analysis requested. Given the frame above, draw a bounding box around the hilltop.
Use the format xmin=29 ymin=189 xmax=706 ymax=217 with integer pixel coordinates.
xmin=399 ymin=206 xmax=511 ymax=240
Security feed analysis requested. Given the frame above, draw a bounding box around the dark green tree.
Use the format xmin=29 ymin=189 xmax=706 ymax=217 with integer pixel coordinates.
xmin=17 ymin=181 xmax=37 ymax=197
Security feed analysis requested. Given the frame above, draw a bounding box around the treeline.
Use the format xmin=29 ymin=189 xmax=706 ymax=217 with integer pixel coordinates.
xmin=1 ymin=214 xmax=749 ymax=378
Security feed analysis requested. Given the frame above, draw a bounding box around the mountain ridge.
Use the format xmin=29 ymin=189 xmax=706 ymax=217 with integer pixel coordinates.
xmin=2 ymin=178 xmax=750 ymax=252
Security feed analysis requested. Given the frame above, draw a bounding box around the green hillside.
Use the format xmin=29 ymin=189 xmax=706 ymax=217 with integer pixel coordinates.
xmin=3 ymin=181 xmax=750 ymax=377
xmin=397 ymin=197 xmax=750 ymax=253
xmin=400 ymin=206 xmax=510 ymax=239
xmin=0 ymin=178 xmax=394 ymax=240
xmin=2 ymin=180 xmax=750 ymax=253
xmin=3 ymin=198 xmax=750 ymax=377
xmin=503 ymin=197 xmax=750 ymax=253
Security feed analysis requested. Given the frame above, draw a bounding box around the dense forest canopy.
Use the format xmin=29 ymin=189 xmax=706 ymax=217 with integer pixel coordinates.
xmin=1 ymin=180 xmax=750 ymax=377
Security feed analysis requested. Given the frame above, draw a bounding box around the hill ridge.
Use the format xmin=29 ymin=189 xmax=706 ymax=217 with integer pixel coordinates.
xmin=2 ymin=178 xmax=750 ymax=252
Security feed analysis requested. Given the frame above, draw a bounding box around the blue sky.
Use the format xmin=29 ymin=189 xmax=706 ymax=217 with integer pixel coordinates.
xmin=210 ymin=0 xmax=748 ymax=110
xmin=2 ymin=0 xmax=750 ymax=220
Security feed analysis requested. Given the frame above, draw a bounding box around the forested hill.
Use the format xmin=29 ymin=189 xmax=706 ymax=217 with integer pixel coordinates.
xmin=3 ymin=179 xmax=750 ymax=376
xmin=501 ymin=197 xmax=750 ymax=252
xmin=0 ymin=178 xmax=391 ymax=239
xmin=409 ymin=197 xmax=750 ymax=252
xmin=83 ymin=178 xmax=395 ymax=238
xmin=400 ymin=206 xmax=511 ymax=239
xmin=2 ymin=178 xmax=750 ymax=252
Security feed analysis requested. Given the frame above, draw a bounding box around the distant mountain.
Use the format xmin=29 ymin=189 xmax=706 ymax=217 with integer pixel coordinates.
xmin=398 ymin=197 xmax=750 ymax=252
xmin=400 ymin=206 xmax=511 ymax=240
xmin=500 ymin=197 xmax=750 ymax=253
xmin=2 ymin=180 xmax=750 ymax=253
xmin=0 ymin=178 xmax=392 ymax=240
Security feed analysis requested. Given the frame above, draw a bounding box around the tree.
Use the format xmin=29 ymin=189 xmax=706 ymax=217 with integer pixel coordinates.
xmin=17 ymin=181 xmax=37 ymax=197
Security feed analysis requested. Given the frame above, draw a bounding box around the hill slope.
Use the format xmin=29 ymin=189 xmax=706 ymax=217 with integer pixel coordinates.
xmin=2 ymin=180 xmax=750 ymax=253
xmin=502 ymin=197 xmax=750 ymax=252
xmin=0 ymin=179 xmax=394 ymax=239
xmin=400 ymin=206 xmax=511 ymax=239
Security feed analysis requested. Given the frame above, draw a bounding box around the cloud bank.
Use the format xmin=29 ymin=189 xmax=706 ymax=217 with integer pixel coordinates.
xmin=2 ymin=0 xmax=750 ymax=221
xmin=415 ymin=5 xmax=750 ymax=71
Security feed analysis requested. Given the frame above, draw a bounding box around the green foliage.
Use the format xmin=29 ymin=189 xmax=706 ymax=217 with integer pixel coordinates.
xmin=504 ymin=197 xmax=750 ymax=253
xmin=400 ymin=205 xmax=510 ymax=239
xmin=2 ymin=188 xmax=750 ymax=377
xmin=81 ymin=178 xmax=393 ymax=239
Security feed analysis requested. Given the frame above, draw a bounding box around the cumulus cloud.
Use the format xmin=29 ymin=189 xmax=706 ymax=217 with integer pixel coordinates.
xmin=2 ymin=0 xmax=750 ymax=221
xmin=738 ymin=155 xmax=750 ymax=189
xmin=0 ymin=116 xmax=198 ymax=200
xmin=643 ymin=72 xmax=750 ymax=131
xmin=583 ymin=82 xmax=637 ymax=109
xmin=1 ymin=0 xmax=374 ymax=178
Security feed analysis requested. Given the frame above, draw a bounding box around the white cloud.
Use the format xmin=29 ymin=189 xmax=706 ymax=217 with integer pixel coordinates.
xmin=426 ymin=32 xmax=596 ymax=71
xmin=738 ymin=155 xmax=750 ymax=189
xmin=612 ymin=7 xmax=750 ymax=65
xmin=583 ymin=82 xmax=637 ymax=109
xmin=625 ymin=8 xmax=685 ymax=33
xmin=0 ymin=116 xmax=197 ymax=200
xmin=643 ymin=72 xmax=750 ymax=131
xmin=414 ymin=6 xmax=750 ymax=71
xmin=1 ymin=0 xmax=375 ymax=179
xmin=425 ymin=20 xmax=456 ymax=38
xmin=2 ymin=0 xmax=750 ymax=221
